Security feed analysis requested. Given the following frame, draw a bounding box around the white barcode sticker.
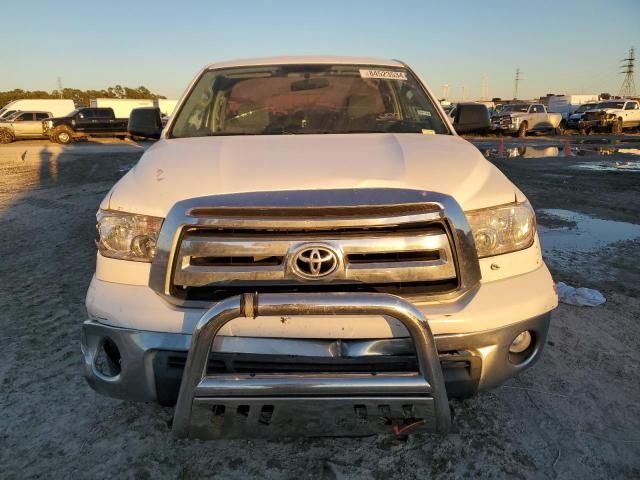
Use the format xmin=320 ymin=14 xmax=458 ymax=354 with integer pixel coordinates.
xmin=359 ymin=69 xmax=407 ymax=80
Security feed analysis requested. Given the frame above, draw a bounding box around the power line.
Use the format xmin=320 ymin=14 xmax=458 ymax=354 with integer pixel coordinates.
xmin=441 ymin=84 xmax=449 ymax=101
xmin=513 ymin=68 xmax=523 ymax=100
xmin=481 ymin=74 xmax=489 ymax=100
xmin=619 ymin=46 xmax=636 ymax=97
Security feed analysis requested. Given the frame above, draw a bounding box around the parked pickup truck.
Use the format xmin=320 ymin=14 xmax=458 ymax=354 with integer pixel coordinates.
xmin=43 ymin=107 xmax=128 ymax=144
xmin=578 ymin=99 xmax=640 ymax=134
xmin=566 ymin=102 xmax=599 ymax=130
xmin=491 ymin=103 xmax=563 ymax=137
xmin=82 ymin=56 xmax=557 ymax=439
xmin=0 ymin=110 xmax=52 ymax=143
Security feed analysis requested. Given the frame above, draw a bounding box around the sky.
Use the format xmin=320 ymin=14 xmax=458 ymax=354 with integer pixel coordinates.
xmin=4 ymin=0 xmax=639 ymax=101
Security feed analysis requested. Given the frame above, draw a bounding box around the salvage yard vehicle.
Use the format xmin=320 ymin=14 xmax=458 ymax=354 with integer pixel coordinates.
xmin=82 ymin=56 xmax=558 ymax=438
xmin=491 ymin=103 xmax=563 ymax=137
xmin=0 ymin=110 xmax=52 ymax=143
xmin=566 ymin=102 xmax=599 ymax=130
xmin=447 ymin=102 xmax=491 ymax=134
xmin=578 ymin=99 xmax=640 ymax=134
xmin=0 ymin=98 xmax=74 ymax=120
xmin=43 ymin=107 xmax=129 ymax=143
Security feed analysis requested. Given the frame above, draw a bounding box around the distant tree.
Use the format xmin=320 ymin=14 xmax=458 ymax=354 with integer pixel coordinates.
xmin=0 ymin=85 xmax=166 ymax=108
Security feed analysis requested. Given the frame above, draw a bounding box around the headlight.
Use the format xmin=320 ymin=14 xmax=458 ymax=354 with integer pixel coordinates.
xmin=511 ymin=116 xmax=521 ymax=125
xmin=96 ymin=210 xmax=163 ymax=262
xmin=465 ymin=203 xmax=535 ymax=258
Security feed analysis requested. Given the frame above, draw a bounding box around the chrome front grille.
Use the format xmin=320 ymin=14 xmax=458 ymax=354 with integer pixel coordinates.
xmin=173 ymin=226 xmax=456 ymax=288
xmin=149 ymin=189 xmax=482 ymax=306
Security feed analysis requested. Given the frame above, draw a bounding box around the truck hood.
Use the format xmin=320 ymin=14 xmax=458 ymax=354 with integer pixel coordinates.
xmin=106 ymin=133 xmax=523 ymax=217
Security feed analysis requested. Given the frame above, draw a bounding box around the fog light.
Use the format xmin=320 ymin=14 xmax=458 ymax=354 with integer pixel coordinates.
xmin=509 ymin=331 xmax=532 ymax=354
xmin=94 ymin=337 xmax=122 ymax=378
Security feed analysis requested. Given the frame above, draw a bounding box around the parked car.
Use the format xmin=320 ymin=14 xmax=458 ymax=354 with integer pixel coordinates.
xmin=448 ymin=102 xmax=491 ymax=134
xmin=82 ymin=56 xmax=557 ymax=439
xmin=0 ymin=110 xmax=52 ymax=143
xmin=43 ymin=107 xmax=129 ymax=143
xmin=566 ymin=102 xmax=599 ymax=130
xmin=0 ymin=99 xmax=74 ymax=120
xmin=578 ymin=99 xmax=640 ymax=134
xmin=491 ymin=103 xmax=563 ymax=137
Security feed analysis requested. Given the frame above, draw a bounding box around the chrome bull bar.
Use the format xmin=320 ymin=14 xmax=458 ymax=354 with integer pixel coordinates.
xmin=172 ymin=292 xmax=451 ymax=438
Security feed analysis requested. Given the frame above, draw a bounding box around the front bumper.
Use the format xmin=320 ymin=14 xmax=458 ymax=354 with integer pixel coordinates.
xmin=578 ymin=118 xmax=613 ymax=131
xmin=491 ymin=124 xmax=519 ymax=133
xmin=81 ymin=309 xmax=551 ymax=405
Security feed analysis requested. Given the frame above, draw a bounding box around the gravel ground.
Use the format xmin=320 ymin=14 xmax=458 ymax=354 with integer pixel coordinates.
xmin=0 ymin=138 xmax=639 ymax=479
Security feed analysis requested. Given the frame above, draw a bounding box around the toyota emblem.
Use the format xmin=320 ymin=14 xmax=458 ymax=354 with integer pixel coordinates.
xmin=291 ymin=245 xmax=340 ymax=279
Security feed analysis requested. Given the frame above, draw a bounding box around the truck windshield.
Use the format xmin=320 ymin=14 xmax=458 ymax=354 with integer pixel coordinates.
xmin=597 ymin=101 xmax=624 ymax=109
xmin=576 ymin=104 xmax=596 ymax=113
xmin=501 ymin=104 xmax=529 ymax=113
xmin=170 ymin=64 xmax=449 ymax=137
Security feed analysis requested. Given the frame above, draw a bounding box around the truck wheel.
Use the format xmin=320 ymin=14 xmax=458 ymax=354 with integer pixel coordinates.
xmin=54 ymin=127 xmax=74 ymax=144
xmin=611 ymin=118 xmax=623 ymax=135
xmin=0 ymin=129 xmax=13 ymax=144
xmin=517 ymin=121 xmax=528 ymax=138
xmin=556 ymin=121 xmax=566 ymax=136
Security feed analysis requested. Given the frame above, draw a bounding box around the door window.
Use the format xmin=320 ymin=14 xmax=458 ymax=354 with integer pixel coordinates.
xmin=16 ymin=112 xmax=34 ymax=121
xmin=35 ymin=113 xmax=50 ymax=120
xmin=624 ymin=102 xmax=639 ymax=110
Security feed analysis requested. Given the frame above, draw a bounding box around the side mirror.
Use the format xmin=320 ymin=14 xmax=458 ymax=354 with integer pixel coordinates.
xmin=128 ymin=107 xmax=163 ymax=139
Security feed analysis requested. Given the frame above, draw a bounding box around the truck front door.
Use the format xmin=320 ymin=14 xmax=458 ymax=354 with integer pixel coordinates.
xmin=528 ymin=104 xmax=547 ymax=130
xmin=623 ymin=101 xmax=640 ymax=127
xmin=74 ymin=109 xmax=96 ymax=133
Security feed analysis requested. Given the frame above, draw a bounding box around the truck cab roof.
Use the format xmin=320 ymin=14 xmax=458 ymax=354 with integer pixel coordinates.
xmin=204 ymin=56 xmax=405 ymax=70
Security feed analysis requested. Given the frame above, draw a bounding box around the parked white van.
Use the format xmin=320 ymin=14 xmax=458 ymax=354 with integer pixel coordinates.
xmin=0 ymin=99 xmax=75 ymax=119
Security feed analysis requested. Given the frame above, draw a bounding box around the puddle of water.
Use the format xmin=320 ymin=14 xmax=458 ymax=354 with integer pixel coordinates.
xmin=573 ymin=160 xmax=640 ymax=172
xmin=538 ymin=209 xmax=640 ymax=252
xmin=480 ymin=144 xmax=640 ymax=159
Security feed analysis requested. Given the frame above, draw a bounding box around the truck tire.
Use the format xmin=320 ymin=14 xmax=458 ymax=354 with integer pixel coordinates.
xmin=556 ymin=120 xmax=566 ymax=135
xmin=53 ymin=127 xmax=74 ymax=144
xmin=517 ymin=121 xmax=528 ymax=138
xmin=611 ymin=118 xmax=623 ymax=135
xmin=0 ymin=128 xmax=13 ymax=144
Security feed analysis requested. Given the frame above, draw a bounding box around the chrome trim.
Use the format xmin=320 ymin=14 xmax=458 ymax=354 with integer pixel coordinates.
xmin=172 ymin=292 xmax=451 ymax=438
xmin=194 ymin=372 xmax=427 ymax=396
xmin=174 ymin=232 xmax=454 ymax=287
xmin=212 ymin=336 xmax=414 ymax=357
xmin=149 ymin=189 xmax=481 ymax=307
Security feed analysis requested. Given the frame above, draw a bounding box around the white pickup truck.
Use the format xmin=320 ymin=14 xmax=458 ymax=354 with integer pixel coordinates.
xmin=82 ymin=56 xmax=557 ymax=438
xmin=579 ymin=99 xmax=640 ymax=134
xmin=491 ymin=103 xmax=563 ymax=137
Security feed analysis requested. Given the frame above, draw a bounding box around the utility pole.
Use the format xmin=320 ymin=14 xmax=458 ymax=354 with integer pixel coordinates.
xmin=481 ymin=74 xmax=489 ymax=100
xmin=513 ymin=68 xmax=522 ymax=100
xmin=57 ymin=77 xmax=64 ymax=98
xmin=619 ymin=47 xmax=636 ymax=97
xmin=461 ymin=86 xmax=466 ymax=102
xmin=441 ymin=84 xmax=449 ymax=101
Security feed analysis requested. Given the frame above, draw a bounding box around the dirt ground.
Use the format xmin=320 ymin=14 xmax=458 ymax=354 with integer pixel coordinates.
xmin=0 ymin=137 xmax=639 ymax=479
